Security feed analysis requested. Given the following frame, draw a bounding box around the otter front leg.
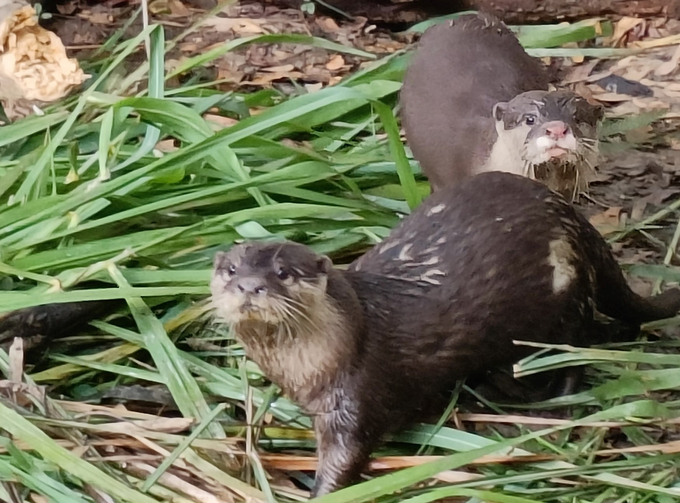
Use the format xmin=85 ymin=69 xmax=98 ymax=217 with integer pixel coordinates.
xmin=311 ymin=408 xmax=377 ymax=497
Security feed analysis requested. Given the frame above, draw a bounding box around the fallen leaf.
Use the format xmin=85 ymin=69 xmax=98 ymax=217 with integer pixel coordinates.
xmin=589 ymin=207 xmax=623 ymax=236
xmin=249 ymin=71 xmax=302 ymax=86
xmin=179 ymin=42 xmax=197 ymax=53
xmin=326 ymin=54 xmax=345 ymax=71
xmin=631 ymin=199 xmax=647 ymax=221
xmin=631 ymin=97 xmax=669 ymax=110
xmin=304 ymin=82 xmax=323 ymax=93
xmin=148 ymin=0 xmax=171 ymax=14
xmin=562 ymin=42 xmax=584 ymax=64
xmin=79 ymin=11 xmax=111 ymax=24
xmin=590 ymin=91 xmax=633 ymax=102
xmin=204 ymin=113 xmax=238 ymax=129
xmin=610 ymin=17 xmax=645 ymax=47
xmin=632 ymin=33 xmax=680 ymax=49
xmin=155 ymin=139 xmax=177 ymax=153
xmin=262 ymin=64 xmax=295 ymax=73
xmin=201 ymin=17 xmax=266 ymax=34
xmin=168 ymin=0 xmax=190 ymax=17
xmin=641 ymin=188 xmax=680 ymax=206
xmin=562 ymin=60 xmax=599 ymax=84
xmin=315 ymin=16 xmax=340 ymax=33
xmin=655 ymin=43 xmax=680 ymax=76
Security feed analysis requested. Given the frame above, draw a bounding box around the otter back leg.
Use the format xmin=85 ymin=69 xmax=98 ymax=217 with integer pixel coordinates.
xmin=472 ymin=365 xmax=583 ymax=404
xmin=588 ymin=318 xmax=641 ymax=345
xmin=472 ymin=284 xmax=600 ymax=405
xmin=475 ymin=314 xmax=645 ymax=405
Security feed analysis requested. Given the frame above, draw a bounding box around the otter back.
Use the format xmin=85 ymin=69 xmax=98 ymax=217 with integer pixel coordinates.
xmin=351 ymin=172 xmax=680 ymax=342
xmin=400 ymin=13 xmax=550 ymax=189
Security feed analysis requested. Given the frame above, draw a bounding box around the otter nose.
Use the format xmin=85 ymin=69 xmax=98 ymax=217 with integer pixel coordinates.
xmin=237 ymin=277 xmax=267 ymax=295
xmin=544 ymin=121 xmax=569 ymax=139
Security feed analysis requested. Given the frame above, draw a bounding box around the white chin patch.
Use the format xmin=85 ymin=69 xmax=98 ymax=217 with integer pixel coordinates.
xmin=211 ymin=293 xmax=245 ymax=324
xmin=210 ymin=275 xmax=246 ymax=324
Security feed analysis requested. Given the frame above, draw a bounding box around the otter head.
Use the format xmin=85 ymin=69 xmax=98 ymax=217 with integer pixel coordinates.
xmin=210 ymin=241 xmax=333 ymax=327
xmin=492 ymin=90 xmax=604 ymax=197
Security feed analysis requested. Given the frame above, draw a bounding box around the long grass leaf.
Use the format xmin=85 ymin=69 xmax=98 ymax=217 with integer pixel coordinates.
xmin=0 ymin=401 xmax=158 ymax=503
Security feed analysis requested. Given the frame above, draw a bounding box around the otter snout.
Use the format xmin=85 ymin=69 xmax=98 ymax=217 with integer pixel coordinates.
xmin=210 ymin=278 xmax=275 ymax=324
xmin=528 ymin=121 xmax=578 ymax=164
xmin=544 ymin=121 xmax=569 ymax=140
xmin=237 ymin=277 xmax=267 ymax=295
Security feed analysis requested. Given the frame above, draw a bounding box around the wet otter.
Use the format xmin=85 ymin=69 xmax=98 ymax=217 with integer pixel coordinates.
xmin=211 ymin=172 xmax=680 ymax=496
xmin=400 ymin=12 xmax=604 ymax=199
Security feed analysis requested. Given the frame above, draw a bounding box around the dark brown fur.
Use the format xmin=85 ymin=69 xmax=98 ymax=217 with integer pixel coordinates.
xmin=212 ymin=173 xmax=680 ymax=496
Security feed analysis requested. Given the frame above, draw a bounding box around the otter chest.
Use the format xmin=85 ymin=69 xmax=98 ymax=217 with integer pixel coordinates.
xmin=233 ymin=322 xmax=346 ymax=411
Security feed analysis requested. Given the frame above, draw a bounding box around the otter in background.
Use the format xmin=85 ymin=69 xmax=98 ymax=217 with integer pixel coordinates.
xmin=211 ymin=172 xmax=680 ymax=496
xmin=400 ymin=12 xmax=604 ymax=199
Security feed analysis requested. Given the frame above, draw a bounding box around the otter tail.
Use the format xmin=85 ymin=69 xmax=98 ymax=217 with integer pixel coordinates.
xmin=0 ymin=300 xmax=120 ymax=344
xmin=585 ymin=224 xmax=680 ymax=324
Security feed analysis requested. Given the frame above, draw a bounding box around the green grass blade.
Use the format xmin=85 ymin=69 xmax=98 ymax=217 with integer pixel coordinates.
xmin=107 ymin=264 xmax=225 ymax=439
xmin=0 ymin=401 xmax=158 ymax=503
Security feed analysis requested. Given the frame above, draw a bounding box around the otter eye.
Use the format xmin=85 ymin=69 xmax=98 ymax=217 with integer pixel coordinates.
xmin=227 ymin=265 xmax=236 ymax=276
xmin=524 ymin=115 xmax=536 ymax=126
xmin=277 ymin=269 xmax=290 ymax=281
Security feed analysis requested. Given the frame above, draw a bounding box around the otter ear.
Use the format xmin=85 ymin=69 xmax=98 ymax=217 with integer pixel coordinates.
xmin=317 ymin=255 xmax=332 ymax=274
xmin=575 ymin=97 xmax=605 ymax=127
xmin=492 ymin=102 xmax=508 ymax=122
xmin=213 ymin=251 xmax=227 ymax=268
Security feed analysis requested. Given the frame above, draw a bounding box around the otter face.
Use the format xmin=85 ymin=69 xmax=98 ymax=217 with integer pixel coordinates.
xmin=210 ymin=241 xmax=333 ymax=326
xmin=492 ymin=90 xmax=603 ymax=179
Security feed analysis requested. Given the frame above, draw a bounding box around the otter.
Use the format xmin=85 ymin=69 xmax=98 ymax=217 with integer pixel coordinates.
xmin=211 ymin=172 xmax=680 ymax=496
xmin=400 ymin=12 xmax=604 ymax=199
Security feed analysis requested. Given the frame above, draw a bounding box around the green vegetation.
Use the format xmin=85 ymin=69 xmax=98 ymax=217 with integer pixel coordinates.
xmin=0 ymin=6 xmax=678 ymax=502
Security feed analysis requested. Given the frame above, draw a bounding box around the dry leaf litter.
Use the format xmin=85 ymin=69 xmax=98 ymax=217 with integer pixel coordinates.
xmin=0 ymin=0 xmax=88 ymax=119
